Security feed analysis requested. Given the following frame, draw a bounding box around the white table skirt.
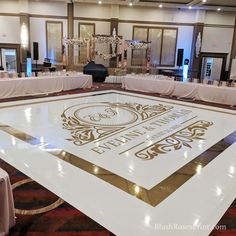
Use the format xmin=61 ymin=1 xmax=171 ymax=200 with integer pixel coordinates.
xmin=0 ymin=168 xmax=15 ymax=236
xmin=122 ymin=77 xmax=175 ymax=95
xmin=122 ymin=76 xmax=236 ymax=106
xmin=196 ymin=84 xmax=236 ymax=106
xmin=105 ymin=76 xmax=123 ymax=84
xmin=0 ymin=74 xmax=92 ymax=99
xmin=62 ymin=75 xmax=92 ymax=91
xmin=171 ymin=82 xmax=199 ymax=99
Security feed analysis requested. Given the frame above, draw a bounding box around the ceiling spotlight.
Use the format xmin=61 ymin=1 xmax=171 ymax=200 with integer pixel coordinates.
xmin=188 ymin=6 xmax=192 ymax=9
xmin=217 ymin=7 xmax=221 ymax=11
xmin=202 ymin=0 xmax=206 ymax=3
xmin=129 ymin=2 xmax=133 ymax=7
xmin=98 ymin=0 xmax=102 ymax=4
xmin=159 ymin=4 xmax=163 ymax=8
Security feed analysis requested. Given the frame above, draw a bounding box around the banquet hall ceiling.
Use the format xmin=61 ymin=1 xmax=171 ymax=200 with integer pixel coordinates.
xmin=31 ymin=0 xmax=236 ymax=11
xmin=65 ymin=0 xmax=236 ymax=11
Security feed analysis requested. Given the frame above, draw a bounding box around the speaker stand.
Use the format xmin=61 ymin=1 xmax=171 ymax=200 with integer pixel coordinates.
xmin=35 ymin=60 xmax=38 ymax=77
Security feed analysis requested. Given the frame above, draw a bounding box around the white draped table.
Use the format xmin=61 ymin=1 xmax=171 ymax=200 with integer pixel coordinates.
xmin=171 ymin=82 xmax=199 ymax=99
xmin=122 ymin=76 xmax=175 ymax=95
xmin=122 ymin=76 xmax=236 ymax=106
xmin=0 ymin=168 xmax=15 ymax=236
xmin=0 ymin=74 xmax=92 ymax=99
xmin=196 ymin=84 xmax=236 ymax=106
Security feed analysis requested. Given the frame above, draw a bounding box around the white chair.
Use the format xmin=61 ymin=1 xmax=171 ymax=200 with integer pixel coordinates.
xmin=232 ymin=81 xmax=236 ymax=87
xmin=12 ymin=72 xmax=18 ymax=78
xmin=0 ymin=168 xmax=15 ymax=235
xmin=193 ymin=78 xmax=199 ymax=83
xmin=37 ymin=72 xmax=43 ymax=77
xmin=213 ymin=80 xmax=219 ymax=86
xmin=3 ymin=72 xmax=9 ymax=79
xmin=221 ymin=81 xmax=227 ymax=87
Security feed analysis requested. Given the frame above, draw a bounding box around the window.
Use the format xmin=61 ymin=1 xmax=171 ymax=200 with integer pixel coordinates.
xmin=132 ymin=27 xmax=148 ymax=66
xmin=161 ymin=29 xmax=177 ymax=66
xmin=148 ymin=28 xmax=162 ymax=66
xmin=78 ymin=23 xmax=95 ymax=64
xmin=46 ymin=21 xmax=63 ymax=63
xmin=132 ymin=26 xmax=178 ymax=67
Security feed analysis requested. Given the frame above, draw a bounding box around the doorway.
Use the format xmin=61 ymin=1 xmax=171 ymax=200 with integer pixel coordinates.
xmin=199 ymin=53 xmax=227 ymax=81
xmin=0 ymin=44 xmax=20 ymax=73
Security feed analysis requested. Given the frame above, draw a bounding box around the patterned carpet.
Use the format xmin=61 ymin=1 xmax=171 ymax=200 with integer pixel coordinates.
xmin=0 ymin=83 xmax=235 ymax=236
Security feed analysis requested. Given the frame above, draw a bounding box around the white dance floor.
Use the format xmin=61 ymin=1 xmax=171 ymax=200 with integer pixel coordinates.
xmin=0 ymin=90 xmax=235 ymax=236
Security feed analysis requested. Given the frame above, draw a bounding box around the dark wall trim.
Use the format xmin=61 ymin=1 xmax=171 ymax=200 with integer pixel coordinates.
xmin=74 ymin=17 xmax=111 ymax=22
xmin=119 ymin=19 xmax=194 ymax=26
xmin=0 ymin=13 xmax=67 ymax=19
xmin=67 ymin=3 xmax=74 ymax=70
xmin=190 ymin=23 xmax=204 ymax=78
xmin=29 ymin=14 xmax=67 ymax=19
xmin=229 ymin=18 xmax=236 ymax=74
xmin=204 ymin=24 xmax=234 ymax=28
xmin=0 ymin=13 xmax=20 ymax=17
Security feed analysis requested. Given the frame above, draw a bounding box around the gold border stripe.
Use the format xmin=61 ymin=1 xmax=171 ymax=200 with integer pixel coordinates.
xmin=0 ymin=123 xmax=235 ymax=207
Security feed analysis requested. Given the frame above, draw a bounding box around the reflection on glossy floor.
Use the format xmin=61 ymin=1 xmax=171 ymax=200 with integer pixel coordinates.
xmin=0 ymin=90 xmax=235 ymax=236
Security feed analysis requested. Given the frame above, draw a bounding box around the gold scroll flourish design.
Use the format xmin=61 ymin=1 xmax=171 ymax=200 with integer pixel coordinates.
xmin=62 ymin=102 xmax=173 ymax=146
xmin=61 ymin=112 xmax=123 ymax=146
xmin=135 ymin=120 xmax=214 ymax=160
xmin=111 ymin=102 xmax=173 ymax=121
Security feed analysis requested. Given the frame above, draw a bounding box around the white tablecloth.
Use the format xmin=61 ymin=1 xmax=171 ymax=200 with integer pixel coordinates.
xmin=0 ymin=168 xmax=15 ymax=236
xmin=0 ymin=74 xmax=92 ymax=99
xmin=122 ymin=76 xmax=236 ymax=106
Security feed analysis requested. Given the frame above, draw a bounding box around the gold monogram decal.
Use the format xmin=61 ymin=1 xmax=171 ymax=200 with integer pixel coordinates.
xmin=135 ymin=120 xmax=213 ymax=160
xmin=62 ymin=102 xmax=173 ymax=146
xmin=83 ymin=108 xmax=118 ymax=122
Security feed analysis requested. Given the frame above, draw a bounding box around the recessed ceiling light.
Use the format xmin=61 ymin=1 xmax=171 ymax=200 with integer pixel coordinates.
xmin=188 ymin=6 xmax=192 ymax=9
xmin=98 ymin=0 xmax=102 ymax=4
xmin=202 ymin=0 xmax=207 ymax=3
xmin=217 ymin=7 xmax=221 ymax=11
xmin=159 ymin=4 xmax=163 ymax=8
xmin=129 ymin=2 xmax=133 ymax=7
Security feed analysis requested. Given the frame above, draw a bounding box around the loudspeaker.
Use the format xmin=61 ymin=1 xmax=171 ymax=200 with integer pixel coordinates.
xmin=26 ymin=50 xmax=31 ymax=58
xmin=33 ymin=42 xmax=39 ymax=61
xmin=177 ymin=49 xmax=184 ymax=67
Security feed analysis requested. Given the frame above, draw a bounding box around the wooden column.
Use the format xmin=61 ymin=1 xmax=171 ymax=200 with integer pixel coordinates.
xmin=67 ymin=2 xmax=74 ymax=70
xmin=190 ymin=23 xmax=204 ymax=79
xmin=110 ymin=18 xmax=119 ymax=68
xmin=229 ymin=18 xmax=236 ymax=76
xmin=19 ymin=13 xmax=30 ymax=72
